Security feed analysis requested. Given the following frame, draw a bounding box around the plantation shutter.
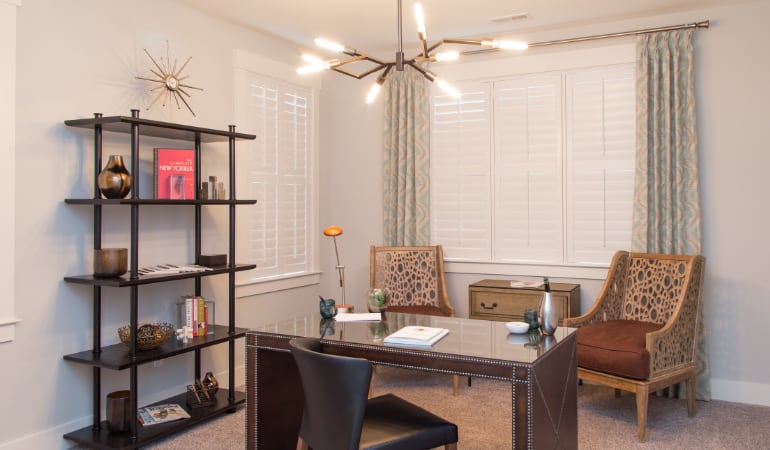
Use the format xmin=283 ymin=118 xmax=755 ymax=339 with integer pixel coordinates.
xmin=565 ymin=66 xmax=635 ymax=264
xmin=493 ymin=75 xmax=563 ymax=263
xmin=237 ymin=71 xmax=312 ymax=279
xmin=430 ymin=81 xmax=492 ymax=261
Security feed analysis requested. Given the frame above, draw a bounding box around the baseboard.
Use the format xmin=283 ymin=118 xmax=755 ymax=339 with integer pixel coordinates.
xmin=711 ymin=378 xmax=770 ymax=406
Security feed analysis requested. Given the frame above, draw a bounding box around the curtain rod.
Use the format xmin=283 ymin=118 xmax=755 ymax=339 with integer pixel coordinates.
xmin=463 ymin=20 xmax=709 ymax=55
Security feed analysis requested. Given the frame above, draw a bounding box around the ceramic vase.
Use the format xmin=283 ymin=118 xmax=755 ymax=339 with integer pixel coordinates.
xmin=98 ymin=155 xmax=132 ymax=199
xmin=538 ymin=292 xmax=559 ymax=336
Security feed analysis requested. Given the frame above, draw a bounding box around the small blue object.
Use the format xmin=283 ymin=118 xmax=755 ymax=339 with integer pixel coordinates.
xmin=319 ymin=295 xmax=337 ymax=319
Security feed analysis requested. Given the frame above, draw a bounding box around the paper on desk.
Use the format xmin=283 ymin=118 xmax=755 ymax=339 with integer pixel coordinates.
xmin=334 ymin=312 xmax=382 ymax=322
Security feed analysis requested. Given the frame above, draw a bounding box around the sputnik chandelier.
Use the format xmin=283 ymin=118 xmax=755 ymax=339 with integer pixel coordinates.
xmin=297 ymin=0 xmax=528 ymax=103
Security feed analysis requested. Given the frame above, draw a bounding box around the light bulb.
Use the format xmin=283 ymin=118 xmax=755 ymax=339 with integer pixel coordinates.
xmin=297 ymin=64 xmax=325 ymax=74
xmin=297 ymin=55 xmax=331 ymax=74
xmin=434 ymin=51 xmax=459 ymax=62
xmin=414 ymin=3 xmax=426 ymax=36
xmin=315 ymin=37 xmax=346 ymax=53
xmin=435 ymin=78 xmax=461 ymax=99
xmin=302 ymin=54 xmax=323 ymax=65
xmin=481 ymin=39 xmax=528 ymax=50
xmin=366 ymin=83 xmax=382 ymax=104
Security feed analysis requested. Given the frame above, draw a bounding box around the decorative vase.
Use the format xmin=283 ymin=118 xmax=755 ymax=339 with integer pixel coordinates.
xmin=538 ymin=292 xmax=558 ymax=336
xmin=319 ymin=296 xmax=337 ymax=319
xmin=98 ymin=155 xmax=132 ymax=199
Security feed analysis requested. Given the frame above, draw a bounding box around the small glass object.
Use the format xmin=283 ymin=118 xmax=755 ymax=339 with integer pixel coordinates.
xmin=319 ymin=296 xmax=337 ymax=319
xmin=523 ymin=309 xmax=539 ymax=330
xmin=106 ymin=390 xmax=131 ymax=433
xmin=367 ymin=288 xmax=389 ymax=313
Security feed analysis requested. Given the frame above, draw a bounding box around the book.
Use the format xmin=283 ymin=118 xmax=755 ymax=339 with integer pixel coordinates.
xmin=510 ymin=280 xmax=543 ymax=289
xmin=154 ymin=148 xmax=196 ymax=199
xmin=383 ymin=325 xmax=449 ymax=348
xmin=137 ymin=403 xmax=190 ymax=426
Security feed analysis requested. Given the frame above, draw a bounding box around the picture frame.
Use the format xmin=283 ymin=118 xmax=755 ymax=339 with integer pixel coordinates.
xmin=154 ymin=148 xmax=196 ymax=199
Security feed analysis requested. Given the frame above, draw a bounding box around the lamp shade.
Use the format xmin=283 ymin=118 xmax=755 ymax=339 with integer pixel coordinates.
xmin=323 ymin=226 xmax=343 ymax=237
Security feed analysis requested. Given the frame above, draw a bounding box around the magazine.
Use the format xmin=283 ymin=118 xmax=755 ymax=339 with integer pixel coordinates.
xmin=383 ymin=325 xmax=449 ymax=348
xmin=154 ymin=148 xmax=196 ymax=199
xmin=137 ymin=403 xmax=191 ymax=426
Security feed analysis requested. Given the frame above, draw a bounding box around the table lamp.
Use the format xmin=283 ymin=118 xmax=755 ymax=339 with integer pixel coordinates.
xmin=323 ymin=226 xmax=353 ymax=313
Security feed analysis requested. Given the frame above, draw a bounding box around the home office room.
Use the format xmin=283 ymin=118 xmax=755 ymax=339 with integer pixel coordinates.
xmin=3 ymin=0 xmax=770 ymax=448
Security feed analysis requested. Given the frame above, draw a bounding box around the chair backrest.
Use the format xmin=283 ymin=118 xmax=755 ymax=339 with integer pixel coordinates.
xmin=370 ymin=245 xmax=455 ymax=317
xmin=618 ymin=252 xmax=705 ymax=326
xmin=289 ymin=337 xmax=373 ymax=450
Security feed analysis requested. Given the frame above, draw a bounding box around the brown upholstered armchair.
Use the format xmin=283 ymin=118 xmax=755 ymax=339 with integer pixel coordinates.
xmin=563 ymin=250 xmax=706 ymax=442
xmin=370 ymin=245 xmax=463 ymax=394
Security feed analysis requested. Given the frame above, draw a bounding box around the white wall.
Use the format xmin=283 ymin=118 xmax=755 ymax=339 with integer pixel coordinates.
xmin=4 ymin=0 xmax=770 ymax=448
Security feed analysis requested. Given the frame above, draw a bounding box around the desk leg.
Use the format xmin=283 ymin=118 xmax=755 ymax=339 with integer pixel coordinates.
xmin=246 ymin=346 xmax=304 ymax=450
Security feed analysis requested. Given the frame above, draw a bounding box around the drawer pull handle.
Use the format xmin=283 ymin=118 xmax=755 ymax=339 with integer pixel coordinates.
xmin=480 ymin=302 xmax=498 ymax=310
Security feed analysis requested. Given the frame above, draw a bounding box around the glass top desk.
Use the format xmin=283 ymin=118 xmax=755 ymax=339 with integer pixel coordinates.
xmin=245 ymin=312 xmax=577 ymax=449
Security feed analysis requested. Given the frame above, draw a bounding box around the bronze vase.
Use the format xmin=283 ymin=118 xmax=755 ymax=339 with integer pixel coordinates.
xmin=98 ymin=155 xmax=132 ymax=199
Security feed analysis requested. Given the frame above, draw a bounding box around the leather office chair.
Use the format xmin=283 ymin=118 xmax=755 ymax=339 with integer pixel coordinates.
xmin=289 ymin=337 xmax=459 ymax=450
xmin=563 ymin=251 xmax=706 ymax=442
xmin=370 ymin=245 xmax=467 ymax=394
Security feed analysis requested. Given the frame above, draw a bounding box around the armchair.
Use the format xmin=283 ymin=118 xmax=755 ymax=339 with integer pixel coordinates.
xmin=563 ymin=250 xmax=706 ymax=442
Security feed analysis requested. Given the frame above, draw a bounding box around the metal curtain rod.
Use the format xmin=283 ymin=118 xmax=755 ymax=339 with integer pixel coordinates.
xmin=463 ymin=20 xmax=709 ymax=54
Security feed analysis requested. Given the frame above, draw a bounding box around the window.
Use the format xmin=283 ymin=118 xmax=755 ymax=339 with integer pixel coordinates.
xmin=234 ymin=51 xmax=319 ymax=293
xmin=430 ymin=63 xmax=635 ymax=271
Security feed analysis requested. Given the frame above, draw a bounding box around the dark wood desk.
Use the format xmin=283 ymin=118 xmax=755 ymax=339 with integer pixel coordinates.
xmin=246 ymin=312 xmax=577 ymax=449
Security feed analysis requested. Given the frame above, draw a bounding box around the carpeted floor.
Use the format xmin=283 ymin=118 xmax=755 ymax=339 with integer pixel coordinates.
xmin=142 ymin=367 xmax=770 ymax=449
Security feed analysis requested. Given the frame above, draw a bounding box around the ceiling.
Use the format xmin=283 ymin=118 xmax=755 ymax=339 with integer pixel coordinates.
xmin=177 ymin=0 xmax=744 ymax=53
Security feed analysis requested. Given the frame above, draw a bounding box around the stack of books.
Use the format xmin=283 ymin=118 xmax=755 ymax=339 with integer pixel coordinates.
xmin=383 ymin=326 xmax=449 ymax=348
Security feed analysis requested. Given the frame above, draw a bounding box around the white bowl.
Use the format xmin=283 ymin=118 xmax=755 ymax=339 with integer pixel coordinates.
xmin=506 ymin=321 xmax=530 ymax=334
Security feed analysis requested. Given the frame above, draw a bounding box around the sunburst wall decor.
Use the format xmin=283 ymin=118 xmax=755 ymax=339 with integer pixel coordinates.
xmin=136 ymin=43 xmax=202 ymax=117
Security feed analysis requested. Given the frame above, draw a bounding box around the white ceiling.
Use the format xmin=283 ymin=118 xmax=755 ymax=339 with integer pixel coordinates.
xmin=177 ymin=0 xmax=744 ymax=52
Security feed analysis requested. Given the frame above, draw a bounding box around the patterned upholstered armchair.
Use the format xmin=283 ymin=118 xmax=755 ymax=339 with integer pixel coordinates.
xmin=370 ymin=245 xmax=462 ymax=394
xmin=563 ymin=251 xmax=706 ymax=442
xmin=370 ymin=245 xmax=455 ymax=317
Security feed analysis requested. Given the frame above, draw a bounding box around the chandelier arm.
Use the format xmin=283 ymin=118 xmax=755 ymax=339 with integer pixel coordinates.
xmin=405 ymin=61 xmax=431 ymax=79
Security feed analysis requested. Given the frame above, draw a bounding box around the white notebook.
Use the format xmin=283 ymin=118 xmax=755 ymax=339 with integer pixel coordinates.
xmin=383 ymin=326 xmax=449 ymax=348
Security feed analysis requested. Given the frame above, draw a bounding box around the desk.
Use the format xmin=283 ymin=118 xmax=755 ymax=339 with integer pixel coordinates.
xmin=246 ymin=312 xmax=577 ymax=449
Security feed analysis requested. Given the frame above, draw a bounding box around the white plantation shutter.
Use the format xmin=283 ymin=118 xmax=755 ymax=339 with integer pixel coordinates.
xmin=493 ymin=76 xmax=563 ymax=263
xmin=566 ymin=66 xmax=635 ymax=264
xmin=430 ymin=82 xmax=492 ymax=261
xmin=430 ymin=63 xmax=634 ymax=268
xmin=237 ymin=71 xmax=313 ymax=280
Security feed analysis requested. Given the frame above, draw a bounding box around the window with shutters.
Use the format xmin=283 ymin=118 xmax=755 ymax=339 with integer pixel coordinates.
xmin=430 ymin=63 xmax=634 ymax=270
xmin=234 ymin=51 xmax=320 ymax=292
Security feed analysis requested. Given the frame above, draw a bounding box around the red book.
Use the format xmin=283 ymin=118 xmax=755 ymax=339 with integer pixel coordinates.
xmin=154 ymin=148 xmax=196 ymax=199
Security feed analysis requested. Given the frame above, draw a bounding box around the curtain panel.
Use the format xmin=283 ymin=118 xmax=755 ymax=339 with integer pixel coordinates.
xmin=382 ymin=69 xmax=431 ymax=246
xmin=633 ymin=29 xmax=710 ymax=400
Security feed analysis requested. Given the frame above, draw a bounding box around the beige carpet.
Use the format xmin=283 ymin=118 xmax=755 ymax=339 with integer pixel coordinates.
xmin=144 ymin=367 xmax=770 ymax=449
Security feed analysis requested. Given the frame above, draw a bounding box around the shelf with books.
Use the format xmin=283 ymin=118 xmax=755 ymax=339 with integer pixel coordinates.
xmin=63 ymin=263 xmax=256 ymax=287
xmin=63 ymin=388 xmax=246 ymax=450
xmin=64 ymin=325 xmax=248 ymax=370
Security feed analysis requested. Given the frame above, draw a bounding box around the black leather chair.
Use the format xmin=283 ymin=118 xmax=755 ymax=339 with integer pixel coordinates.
xmin=289 ymin=337 xmax=459 ymax=450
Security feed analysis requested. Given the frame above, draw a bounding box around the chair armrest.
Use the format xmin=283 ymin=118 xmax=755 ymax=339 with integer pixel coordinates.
xmin=563 ymin=251 xmax=629 ymax=328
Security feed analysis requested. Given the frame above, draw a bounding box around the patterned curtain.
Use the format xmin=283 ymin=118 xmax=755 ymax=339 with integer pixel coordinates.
xmin=382 ymin=69 xmax=431 ymax=246
xmin=633 ymin=29 xmax=710 ymax=400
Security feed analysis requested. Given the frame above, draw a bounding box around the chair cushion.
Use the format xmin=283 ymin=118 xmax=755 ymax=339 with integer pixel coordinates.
xmin=576 ymin=320 xmax=664 ymax=380
xmin=361 ymin=394 xmax=458 ymax=450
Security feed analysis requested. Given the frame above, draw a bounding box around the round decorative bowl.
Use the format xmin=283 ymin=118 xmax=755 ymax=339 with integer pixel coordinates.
xmin=118 ymin=323 xmax=175 ymax=350
xmin=506 ymin=321 xmax=530 ymax=334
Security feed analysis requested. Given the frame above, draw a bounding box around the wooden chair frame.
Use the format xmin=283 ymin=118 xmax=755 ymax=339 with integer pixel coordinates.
xmin=370 ymin=245 xmax=462 ymax=394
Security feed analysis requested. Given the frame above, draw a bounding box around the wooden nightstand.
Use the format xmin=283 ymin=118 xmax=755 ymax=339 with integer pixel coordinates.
xmin=468 ymin=279 xmax=581 ymax=324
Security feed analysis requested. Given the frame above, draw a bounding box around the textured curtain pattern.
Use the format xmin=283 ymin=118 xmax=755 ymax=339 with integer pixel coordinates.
xmin=382 ymin=69 xmax=430 ymax=246
xmin=633 ymin=29 xmax=710 ymax=400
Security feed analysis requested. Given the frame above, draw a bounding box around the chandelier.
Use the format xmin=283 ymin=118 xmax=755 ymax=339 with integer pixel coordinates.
xmin=297 ymin=0 xmax=528 ymax=103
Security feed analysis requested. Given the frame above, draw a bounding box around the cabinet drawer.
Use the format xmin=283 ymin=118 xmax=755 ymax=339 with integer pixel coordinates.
xmin=468 ymin=279 xmax=580 ymax=324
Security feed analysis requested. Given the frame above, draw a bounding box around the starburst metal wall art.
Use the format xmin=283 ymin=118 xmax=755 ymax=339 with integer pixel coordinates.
xmin=136 ymin=43 xmax=202 ymax=117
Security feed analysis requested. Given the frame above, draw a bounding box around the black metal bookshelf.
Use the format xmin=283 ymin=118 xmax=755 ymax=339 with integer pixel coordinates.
xmin=62 ymin=110 xmax=256 ymax=449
